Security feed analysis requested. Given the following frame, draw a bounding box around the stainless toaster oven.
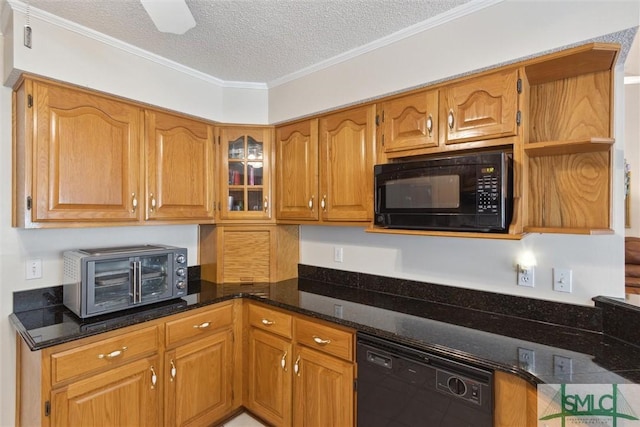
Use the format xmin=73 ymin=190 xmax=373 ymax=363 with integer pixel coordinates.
xmin=63 ymin=244 xmax=188 ymax=318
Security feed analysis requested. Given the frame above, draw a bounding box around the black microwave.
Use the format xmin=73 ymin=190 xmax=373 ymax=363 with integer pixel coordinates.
xmin=374 ymin=151 xmax=513 ymax=232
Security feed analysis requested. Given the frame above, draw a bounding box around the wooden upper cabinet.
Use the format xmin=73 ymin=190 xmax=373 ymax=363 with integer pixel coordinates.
xmin=276 ymin=120 xmax=319 ymax=221
xmin=441 ymin=69 xmax=519 ymax=145
xmin=218 ymin=126 xmax=273 ymax=222
xmin=380 ymin=89 xmax=439 ymax=156
xmin=145 ymin=110 xmax=214 ymax=221
xmin=15 ymin=79 xmax=143 ymax=225
xmin=319 ymin=104 xmax=376 ymax=222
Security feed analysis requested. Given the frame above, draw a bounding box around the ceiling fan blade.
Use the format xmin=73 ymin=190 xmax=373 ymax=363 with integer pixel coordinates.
xmin=140 ymin=0 xmax=196 ymax=35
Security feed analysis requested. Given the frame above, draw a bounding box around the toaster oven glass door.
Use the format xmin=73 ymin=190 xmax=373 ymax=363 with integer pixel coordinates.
xmin=86 ymin=254 xmax=173 ymax=316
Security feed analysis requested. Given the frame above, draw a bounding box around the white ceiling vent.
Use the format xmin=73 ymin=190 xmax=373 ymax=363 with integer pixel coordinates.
xmin=140 ymin=0 xmax=195 ymax=35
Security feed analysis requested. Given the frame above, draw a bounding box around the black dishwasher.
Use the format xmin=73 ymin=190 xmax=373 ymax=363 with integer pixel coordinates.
xmin=357 ymin=334 xmax=493 ymax=427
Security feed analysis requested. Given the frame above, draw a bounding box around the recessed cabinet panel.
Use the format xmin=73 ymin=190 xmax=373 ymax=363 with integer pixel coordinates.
xmin=31 ymin=81 xmax=142 ymax=222
xmin=276 ymin=120 xmax=319 ymax=221
xmin=145 ymin=110 xmax=214 ymax=221
xmin=442 ymin=69 xmax=519 ymax=144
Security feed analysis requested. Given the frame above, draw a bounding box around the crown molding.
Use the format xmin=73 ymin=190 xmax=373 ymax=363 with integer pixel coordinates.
xmin=6 ymin=0 xmax=267 ymax=90
xmin=266 ymin=0 xmax=505 ymax=88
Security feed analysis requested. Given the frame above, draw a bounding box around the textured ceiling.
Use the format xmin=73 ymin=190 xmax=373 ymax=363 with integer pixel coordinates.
xmin=23 ymin=0 xmax=475 ymax=84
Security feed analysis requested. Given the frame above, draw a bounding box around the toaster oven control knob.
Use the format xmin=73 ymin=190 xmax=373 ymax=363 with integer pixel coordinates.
xmin=176 ymin=280 xmax=186 ymax=290
xmin=176 ymin=254 xmax=186 ymax=264
xmin=176 ymin=267 xmax=186 ymax=277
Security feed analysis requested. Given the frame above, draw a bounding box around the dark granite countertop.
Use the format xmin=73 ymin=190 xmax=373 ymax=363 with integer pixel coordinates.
xmin=10 ymin=278 xmax=640 ymax=387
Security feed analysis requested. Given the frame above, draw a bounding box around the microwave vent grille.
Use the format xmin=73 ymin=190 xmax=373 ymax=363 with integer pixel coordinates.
xmin=63 ymin=255 xmax=80 ymax=283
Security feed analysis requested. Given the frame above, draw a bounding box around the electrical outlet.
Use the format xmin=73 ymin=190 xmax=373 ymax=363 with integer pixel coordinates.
xmin=517 ymin=347 xmax=535 ymax=370
xmin=517 ymin=265 xmax=535 ymax=287
xmin=553 ymin=355 xmax=573 ymax=377
xmin=26 ymin=259 xmax=42 ymax=280
xmin=334 ymin=304 xmax=344 ymax=318
xmin=333 ymin=247 xmax=344 ymax=263
xmin=553 ymin=268 xmax=573 ymax=293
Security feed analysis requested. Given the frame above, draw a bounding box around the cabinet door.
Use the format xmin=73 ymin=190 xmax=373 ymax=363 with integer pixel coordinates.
xmin=218 ymin=226 xmax=272 ymax=283
xmin=50 ymin=356 xmax=160 ymax=427
xmin=247 ymin=328 xmax=293 ymax=427
xmin=165 ymin=330 xmax=234 ymax=427
xmin=319 ymin=104 xmax=376 ymax=222
xmin=31 ymin=80 xmax=142 ymax=222
xmin=145 ymin=110 xmax=214 ymax=221
xmin=381 ymin=89 xmax=439 ymax=154
xmin=218 ymin=127 xmax=272 ymax=221
xmin=276 ymin=120 xmax=319 ymax=221
xmin=442 ymin=69 xmax=519 ymax=144
xmin=292 ymin=345 xmax=354 ymax=427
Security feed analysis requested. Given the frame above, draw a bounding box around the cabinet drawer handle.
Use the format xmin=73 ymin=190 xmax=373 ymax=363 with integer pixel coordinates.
xmin=131 ymin=193 xmax=138 ymax=213
xmin=312 ymin=336 xmax=331 ymax=346
xmin=308 ymin=195 xmax=314 ymax=210
xmin=150 ymin=366 xmax=157 ymax=389
xmin=294 ymin=355 xmax=301 ymax=376
xmin=426 ymin=114 xmax=433 ymax=135
xmin=321 ymin=195 xmax=327 ymax=212
xmin=261 ymin=318 xmax=275 ymax=326
xmin=447 ymin=110 xmax=455 ymax=130
xmin=98 ymin=346 xmax=127 ymax=359
xmin=193 ymin=321 xmax=211 ymax=329
xmin=281 ymin=351 xmax=288 ymax=371
xmin=170 ymin=359 xmax=177 ymax=382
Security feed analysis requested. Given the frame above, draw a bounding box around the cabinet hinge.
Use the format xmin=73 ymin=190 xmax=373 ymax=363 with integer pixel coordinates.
xmin=218 ymin=201 xmax=221 ymax=211
xmin=26 ymin=196 xmax=32 ymax=210
xmin=217 ymin=135 xmax=221 ymax=145
xmin=516 ymin=111 xmax=522 ymax=126
xmin=27 ymin=94 xmax=33 ymax=108
xmin=353 ymin=379 xmax=357 ymax=392
xmin=381 ymin=134 xmax=385 ymax=147
xmin=44 ymin=400 xmax=50 ymax=417
xmin=517 ymin=78 xmax=522 ymax=94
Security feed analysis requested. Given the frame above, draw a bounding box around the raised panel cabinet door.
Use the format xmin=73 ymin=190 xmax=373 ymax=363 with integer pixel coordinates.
xmin=32 ymin=81 xmax=142 ymax=222
xmin=50 ymin=356 xmax=161 ymax=427
xmin=292 ymin=345 xmax=354 ymax=427
xmin=381 ymin=89 xmax=439 ymax=154
xmin=319 ymin=104 xmax=376 ymax=222
xmin=442 ymin=69 xmax=519 ymax=144
xmin=145 ymin=110 xmax=214 ymax=221
xmin=218 ymin=126 xmax=273 ymax=221
xmin=165 ymin=330 xmax=234 ymax=427
xmin=246 ymin=328 xmax=293 ymax=427
xmin=276 ymin=120 xmax=319 ymax=221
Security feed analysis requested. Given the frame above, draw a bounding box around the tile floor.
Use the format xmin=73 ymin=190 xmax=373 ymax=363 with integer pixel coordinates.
xmin=221 ymin=412 xmax=267 ymax=427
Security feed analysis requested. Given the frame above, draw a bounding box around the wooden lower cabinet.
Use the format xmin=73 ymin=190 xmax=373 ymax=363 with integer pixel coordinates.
xmin=246 ymin=328 xmax=293 ymax=426
xmin=292 ymin=345 xmax=354 ymax=427
xmin=244 ymin=301 xmax=355 ymax=427
xmin=494 ymin=371 xmax=538 ymax=427
xmin=51 ymin=355 xmax=161 ymax=427
xmin=165 ymin=330 xmax=234 ymax=427
xmin=15 ymin=301 xmax=240 ymax=427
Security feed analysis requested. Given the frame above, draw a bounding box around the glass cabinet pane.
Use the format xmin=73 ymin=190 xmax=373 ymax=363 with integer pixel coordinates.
xmin=229 ymin=137 xmax=245 ymax=159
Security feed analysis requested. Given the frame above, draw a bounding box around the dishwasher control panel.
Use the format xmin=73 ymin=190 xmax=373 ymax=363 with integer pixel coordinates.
xmin=436 ymin=369 xmax=483 ymax=405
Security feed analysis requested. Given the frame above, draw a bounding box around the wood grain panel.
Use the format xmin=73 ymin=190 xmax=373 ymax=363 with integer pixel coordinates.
xmin=528 ymin=71 xmax=611 ymax=143
xmin=381 ymin=89 xmax=439 ymax=154
xmin=294 ymin=317 xmax=354 ymax=362
xmin=165 ymin=303 xmax=233 ymax=347
xmin=276 ymin=120 xmax=319 ymax=221
xmin=527 ymin=152 xmax=610 ymax=230
xmin=494 ymin=371 xmax=537 ymax=427
xmin=222 ymin=228 xmax=271 ymax=282
xmin=249 ymin=302 xmax=293 ymax=339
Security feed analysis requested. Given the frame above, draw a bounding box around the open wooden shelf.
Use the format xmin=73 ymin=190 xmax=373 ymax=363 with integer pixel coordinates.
xmin=524 ymin=137 xmax=614 ymax=157
xmin=365 ymin=226 xmax=525 ymax=240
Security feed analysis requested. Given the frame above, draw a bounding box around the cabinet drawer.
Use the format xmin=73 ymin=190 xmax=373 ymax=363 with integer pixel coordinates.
xmin=165 ymin=303 xmax=233 ymax=347
xmin=51 ymin=325 xmax=159 ymax=384
xmin=248 ymin=303 xmax=292 ymax=339
xmin=294 ymin=317 xmax=354 ymax=361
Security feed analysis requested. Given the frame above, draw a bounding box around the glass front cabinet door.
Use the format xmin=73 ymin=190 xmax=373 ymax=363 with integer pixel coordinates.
xmin=218 ymin=126 xmax=273 ymax=221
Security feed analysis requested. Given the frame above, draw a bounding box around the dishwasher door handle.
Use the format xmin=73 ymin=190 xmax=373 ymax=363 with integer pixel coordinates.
xmin=367 ymin=351 xmax=392 ymax=369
